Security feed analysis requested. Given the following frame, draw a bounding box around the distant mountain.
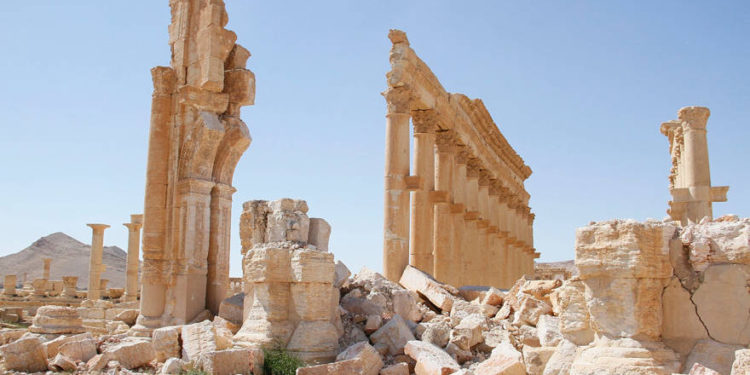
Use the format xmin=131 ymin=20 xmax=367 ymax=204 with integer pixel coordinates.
xmin=0 ymin=232 xmax=128 ymax=289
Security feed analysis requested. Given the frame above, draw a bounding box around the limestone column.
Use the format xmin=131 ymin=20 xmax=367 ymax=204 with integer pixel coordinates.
xmin=100 ymin=279 xmax=109 ymax=296
xmin=477 ymin=171 xmax=491 ymax=285
xmin=43 ymin=258 xmax=51 ymax=281
xmin=383 ymin=87 xmax=412 ymax=282
xmin=207 ymin=183 xmax=236 ymax=314
xmin=123 ymin=214 xmax=143 ymax=302
xmin=61 ymin=276 xmax=78 ymax=298
xmin=451 ymin=148 xmax=468 ymax=286
xmin=488 ymin=182 xmax=504 ymax=288
xmin=679 ymin=106 xmax=713 ymax=223
xmin=409 ymin=111 xmax=436 ymax=274
xmin=32 ymin=279 xmax=46 ymax=297
xmin=86 ymin=223 xmax=110 ymax=300
xmin=433 ymin=131 xmax=454 ymax=283
xmin=464 ymin=158 xmax=481 ymax=285
xmin=3 ymin=275 xmax=16 ymax=295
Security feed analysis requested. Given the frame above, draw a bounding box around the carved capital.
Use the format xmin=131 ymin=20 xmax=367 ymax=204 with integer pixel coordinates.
xmin=466 ymin=158 xmax=481 ymax=178
xmin=478 ymin=170 xmax=491 ymax=186
xmin=435 ymin=130 xmax=456 ymax=153
xmin=383 ymin=87 xmax=412 ymax=114
xmin=678 ymin=106 xmax=710 ymax=130
xmin=412 ymin=110 xmax=438 ymax=133
xmin=455 ymin=147 xmax=469 ymax=164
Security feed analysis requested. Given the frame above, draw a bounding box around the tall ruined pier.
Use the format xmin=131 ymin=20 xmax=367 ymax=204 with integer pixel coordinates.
xmin=382 ymin=30 xmax=537 ymax=288
xmin=134 ymin=0 xmax=255 ymax=332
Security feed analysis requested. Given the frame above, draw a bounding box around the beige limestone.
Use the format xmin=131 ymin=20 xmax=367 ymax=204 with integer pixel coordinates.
xmin=523 ymin=346 xmax=555 ymax=375
xmin=731 ymin=349 xmax=750 ymax=375
xmin=152 ymin=325 xmax=182 ymax=362
xmin=43 ymin=257 xmax=52 ymax=281
xmin=181 ymin=320 xmax=231 ymax=362
xmin=61 ymin=276 xmax=78 ymax=298
xmin=404 ymin=340 xmax=460 ymax=375
xmin=383 ymin=30 xmax=535 ymax=287
xmin=0 ymin=336 xmax=48 ymax=373
xmin=50 ymin=353 xmax=77 ymax=372
xmin=661 ymin=106 xmax=728 ymax=225
xmin=136 ymin=0 xmax=254 ymax=332
xmin=661 ymin=276 xmax=708 ymax=355
xmin=681 ymin=216 xmax=750 ymax=271
xmin=235 ymin=199 xmax=339 ymax=363
xmin=30 ymin=305 xmax=85 ymax=334
xmin=684 ymin=339 xmax=742 ymax=375
xmin=123 ymin=214 xmax=143 ymax=302
xmin=570 ymin=337 xmax=680 ymax=375
xmin=370 ymin=315 xmax=416 ymax=356
xmin=105 ymin=340 xmax=155 ymax=369
xmin=474 ymin=342 xmax=525 ymax=375
xmin=42 ymin=332 xmax=92 ymax=359
xmin=381 ymin=362 xmax=410 ymax=375
xmin=218 ymin=292 xmax=244 ymax=325
xmin=86 ymin=223 xmax=109 ymax=300
xmin=58 ymin=336 xmax=98 ymax=362
xmin=692 ymin=264 xmax=750 ymax=345
xmin=689 ymin=363 xmax=722 ymax=375
xmin=399 ymin=265 xmax=454 ymax=312
xmin=199 ymin=348 xmax=262 ymax=375
xmin=3 ymin=274 xmax=16 ymax=295
xmin=336 ymin=341 xmax=384 ymax=375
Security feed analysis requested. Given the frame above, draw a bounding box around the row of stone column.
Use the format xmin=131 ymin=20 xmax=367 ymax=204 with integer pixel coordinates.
xmin=85 ymin=214 xmax=142 ymax=301
xmin=383 ymin=91 xmax=537 ymax=288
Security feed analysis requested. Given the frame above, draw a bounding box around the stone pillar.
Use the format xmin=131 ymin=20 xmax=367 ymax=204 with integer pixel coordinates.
xmin=61 ymin=276 xmax=78 ymax=298
xmin=207 ymin=184 xmax=236 ymax=314
xmin=86 ymin=223 xmax=110 ymax=300
xmin=32 ymin=279 xmax=46 ymax=297
xmin=464 ymin=159 xmax=481 ymax=286
xmin=680 ymin=107 xmax=712 ymax=222
xmin=433 ymin=131 xmax=454 ymax=283
xmin=383 ymin=87 xmax=411 ymax=282
xmin=3 ymin=275 xmax=16 ymax=295
xmin=100 ymin=279 xmax=109 ymax=297
xmin=451 ymin=149 xmax=468 ymax=287
xmin=477 ymin=172 xmax=491 ymax=285
xmin=123 ymin=214 xmax=143 ymax=302
xmin=409 ymin=111 xmax=436 ymax=274
xmin=43 ymin=258 xmax=52 ymax=281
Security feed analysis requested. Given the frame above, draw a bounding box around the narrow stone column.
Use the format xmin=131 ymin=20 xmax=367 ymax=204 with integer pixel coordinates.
xmin=86 ymin=223 xmax=110 ymax=300
xmin=383 ymin=87 xmax=412 ymax=282
xmin=410 ymin=111 xmax=436 ymax=274
xmin=477 ymin=172 xmax=491 ymax=285
xmin=3 ymin=275 xmax=16 ymax=295
xmin=464 ymin=159 xmax=481 ymax=285
xmin=61 ymin=276 xmax=78 ymax=298
xmin=100 ymin=279 xmax=109 ymax=297
xmin=42 ymin=258 xmax=52 ymax=281
xmin=488 ymin=182 xmax=504 ymax=288
xmin=451 ymin=149 xmax=468 ymax=286
xmin=207 ymin=184 xmax=235 ymax=314
xmin=123 ymin=214 xmax=143 ymax=302
xmin=433 ymin=131 xmax=454 ymax=283
xmin=679 ymin=107 xmax=713 ymax=223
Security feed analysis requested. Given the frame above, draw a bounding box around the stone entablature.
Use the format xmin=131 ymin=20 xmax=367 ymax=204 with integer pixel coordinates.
xmin=382 ymin=29 xmax=536 ymax=288
xmin=660 ymin=106 xmax=728 ymax=225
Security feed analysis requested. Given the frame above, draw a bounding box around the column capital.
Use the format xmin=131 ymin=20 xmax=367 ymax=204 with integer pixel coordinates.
xmin=435 ymin=130 xmax=456 ymax=153
xmin=87 ymin=223 xmax=110 ymax=232
xmin=130 ymin=214 xmax=144 ymax=225
xmin=123 ymin=222 xmax=143 ymax=232
xmin=678 ymin=106 xmax=710 ymax=130
xmin=383 ymin=87 xmax=412 ymax=114
xmin=455 ymin=147 xmax=469 ymax=164
xmin=478 ymin=170 xmax=492 ymax=186
xmin=466 ymin=158 xmax=481 ymax=178
xmin=411 ymin=110 xmax=438 ymax=133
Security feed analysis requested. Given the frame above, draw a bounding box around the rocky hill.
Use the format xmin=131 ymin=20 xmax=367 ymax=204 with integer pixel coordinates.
xmin=0 ymin=232 xmax=127 ymax=289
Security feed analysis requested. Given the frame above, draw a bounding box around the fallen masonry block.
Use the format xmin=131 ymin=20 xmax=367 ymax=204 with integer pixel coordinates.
xmin=404 ymin=340 xmax=460 ymax=375
xmin=399 ymin=265 xmax=455 ymax=312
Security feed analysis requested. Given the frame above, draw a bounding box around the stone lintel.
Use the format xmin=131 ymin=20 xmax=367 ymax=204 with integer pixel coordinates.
xmin=405 ymin=175 xmax=423 ymax=191
xmin=429 ymin=190 xmax=450 ymax=203
xmin=711 ymin=186 xmax=729 ymax=202
xmin=177 ymin=85 xmax=229 ymax=113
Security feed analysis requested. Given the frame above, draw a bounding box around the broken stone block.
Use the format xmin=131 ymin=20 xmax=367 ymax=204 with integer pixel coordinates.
xmin=512 ymin=294 xmax=552 ymax=327
xmin=689 ymin=363 xmax=721 ymax=375
xmin=297 ymin=359 xmax=364 ymax=374
xmin=570 ymin=337 xmax=680 ymax=375
xmin=58 ymin=336 xmax=98 ymax=362
xmin=536 ymin=315 xmax=562 ymax=347
xmin=549 ymin=279 xmax=593 ymax=345
xmin=451 ymin=299 xmax=498 ymax=320
xmin=336 ymin=341 xmax=384 ymax=375
xmin=42 ymin=332 xmax=93 ymax=359
xmin=404 ymin=340 xmax=460 ymax=375
xmin=0 ymin=329 xmax=25 ymax=345
xmin=370 ymin=315 xmax=415 ymax=356
xmin=445 ymin=341 xmax=473 ymax=364
xmin=0 ymin=336 xmax=48 ymax=372
xmin=162 ymin=357 xmax=185 ymax=374
xmin=520 ymin=279 xmax=562 ymax=304
xmin=153 ymin=325 xmax=181 ymax=362
xmin=684 ymin=339 xmax=742 ymax=375
xmin=459 ymin=285 xmax=488 ymax=301
xmin=182 ymin=320 xmax=231 ymax=362
xmin=86 ymin=353 xmax=111 ymax=372
xmin=29 ymin=305 xmax=85 ymax=334
xmin=380 ymin=362 xmax=409 ymax=375
xmin=484 ymin=325 xmax=512 ymax=348
xmin=692 ymin=264 xmax=750 ymax=346
xmin=542 ymin=340 xmax=577 ymax=375
xmin=334 ymin=260 xmax=352 ymax=288
xmin=199 ymin=348 xmax=262 ymax=375
xmin=680 ymin=217 xmax=750 ymax=272
xmin=219 ymin=292 xmax=244 ymax=325
xmin=451 ymin=313 xmax=486 ymax=350
xmin=392 ymin=289 xmax=422 ymax=322
xmin=115 ymin=309 xmax=139 ymax=326
xmin=523 ymin=346 xmax=555 ymax=375
xmin=50 ymin=353 xmax=77 ymax=372
xmin=105 ymin=340 xmax=155 ymax=370
xmin=661 ymin=276 xmax=709 ymax=355
xmin=308 ymin=217 xmax=331 ymax=251
xmin=474 ymin=342 xmax=525 ymax=375
xmin=481 ymin=287 xmax=505 ymax=306
xmin=399 ymin=265 xmax=455 ymax=312
xmin=365 ymin=314 xmax=383 ymax=334
xmin=732 ymin=349 xmax=750 ymax=375
xmin=420 ymin=321 xmax=451 ymax=348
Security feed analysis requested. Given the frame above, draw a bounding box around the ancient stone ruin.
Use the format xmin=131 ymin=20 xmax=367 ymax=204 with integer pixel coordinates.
xmin=661 ymin=106 xmax=729 ymax=225
xmin=135 ymin=0 xmax=255 ymax=331
xmin=383 ymin=29 xmax=537 ymax=289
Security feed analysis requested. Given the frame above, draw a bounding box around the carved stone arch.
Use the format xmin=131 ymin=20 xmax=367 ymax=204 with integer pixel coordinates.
xmin=212 ymin=116 xmax=251 ymax=185
xmin=178 ymin=111 xmax=225 ymax=180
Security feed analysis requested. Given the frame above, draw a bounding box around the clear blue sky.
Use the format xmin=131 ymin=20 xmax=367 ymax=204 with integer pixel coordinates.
xmin=1 ymin=1 xmax=748 ymax=276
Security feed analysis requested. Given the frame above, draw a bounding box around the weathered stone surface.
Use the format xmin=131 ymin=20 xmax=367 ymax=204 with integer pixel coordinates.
xmin=692 ymin=264 xmax=750 ymax=345
xmin=451 ymin=299 xmax=498 ymax=320
xmin=661 ymin=276 xmax=708 ymax=355
xmin=29 ymin=305 xmax=85 ymax=334
xmin=336 ymin=341 xmax=384 ymax=375
xmin=365 ymin=314 xmax=383 ymax=334
xmin=683 ymin=339 xmax=742 ymax=375
xmin=512 ymin=294 xmax=552 ymax=327
xmin=115 ymin=309 xmax=139 ymax=326
xmin=308 ymin=218 xmax=331 ymax=251
xmin=50 ymin=353 xmax=77 ymax=372
xmin=482 ymin=287 xmax=505 ymax=306
xmin=370 ymin=315 xmax=415 ymax=356
xmin=0 ymin=336 xmax=48 ymax=372
xmin=688 ymin=363 xmax=721 ymax=375
xmin=549 ymin=279 xmax=593 ymax=345
xmin=536 ymin=315 xmax=562 ymax=347
xmin=86 ymin=353 xmax=111 ymax=372
xmin=731 ymin=349 xmax=750 ymax=375
xmin=105 ymin=340 xmax=155 ymax=370
xmin=399 ymin=265 xmax=454 ymax=312
xmin=404 ymin=340 xmax=460 ymax=375
xmin=393 ymin=289 xmax=423 ymax=322
xmin=570 ymin=337 xmax=681 ymax=375
xmin=523 ymin=346 xmax=555 ymax=375
xmin=162 ymin=357 xmax=185 ymax=374
xmin=297 ymin=359 xmax=364 ymax=374
xmin=474 ymin=342 xmax=525 ymax=375
xmin=182 ymin=320 xmax=231 ymax=362
xmin=543 ymin=340 xmax=577 ymax=375
xmin=680 ymin=217 xmax=750 ymax=272
xmin=451 ymin=313 xmax=486 ymax=350
xmin=200 ymin=348 xmax=262 ymax=375
xmin=152 ymin=325 xmax=181 ymax=362
xmin=380 ymin=362 xmax=410 ymax=375
xmin=334 ymin=260 xmax=352 ymax=289
xmin=58 ymin=336 xmax=98 ymax=362
xmin=219 ymin=292 xmax=244 ymax=325
xmin=42 ymin=332 xmax=93 ymax=359
xmin=421 ymin=321 xmax=451 ymax=348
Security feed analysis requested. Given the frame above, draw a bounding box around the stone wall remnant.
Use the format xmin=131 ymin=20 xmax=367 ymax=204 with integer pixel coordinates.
xmin=661 ymin=106 xmax=728 ymax=225
xmin=234 ymin=198 xmax=340 ymax=363
xmin=135 ymin=0 xmax=255 ymax=332
xmin=383 ymin=29 xmax=536 ymax=288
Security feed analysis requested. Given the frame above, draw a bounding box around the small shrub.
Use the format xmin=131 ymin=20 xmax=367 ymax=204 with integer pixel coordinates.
xmin=263 ymin=346 xmax=306 ymax=375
